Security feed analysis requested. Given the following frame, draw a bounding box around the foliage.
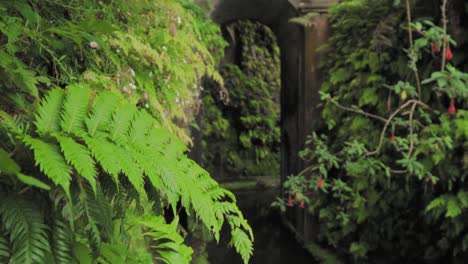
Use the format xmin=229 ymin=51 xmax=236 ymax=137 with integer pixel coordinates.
xmin=277 ymin=0 xmax=467 ymax=262
xmin=0 ymin=0 xmax=253 ymax=263
xmin=200 ymin=20 xmax=281 ymax=177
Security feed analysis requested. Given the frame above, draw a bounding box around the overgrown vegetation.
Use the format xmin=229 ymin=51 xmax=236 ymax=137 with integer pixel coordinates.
xmin=200 ymin=20 xmax=281 ymax=177
xmin=0 ymin=1 xmax=253 ymax=263
xmin=276 ymin=0 xmax=467 ymax=262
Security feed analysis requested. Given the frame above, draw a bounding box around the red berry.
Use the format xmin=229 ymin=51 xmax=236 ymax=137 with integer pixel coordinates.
xmin=448 ymin=99 xmax=456 ymax=115
xmin=300 ymin=201 xmax=305 ymax=208
xmin=287 ymin=197 xmax=294 ymax=207
xmin=432 ymin=42 xmax=440 ymax=53
xmin=317 ymin=177 xmax=323 ymax=189
xmin=445 ymin=47 xmax=453 ymax=60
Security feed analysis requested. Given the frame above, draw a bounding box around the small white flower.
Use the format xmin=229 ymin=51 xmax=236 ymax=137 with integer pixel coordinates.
xmin=175 ymin=97 xmax=180 ymax=104
xmin=144 ymin=103 xmax=149 ymax=109
xmin=162 ymin=46 xmax=168 ymax=51
xmin=129 ymin=83 xmax=137 ymax=90
xmin=89 ymin=41 xmax=99 ymax=49
xmin=177 ymin=16 xmax=182 ymax=25
xmin=129 ymin=68 xmax=135 ymax=77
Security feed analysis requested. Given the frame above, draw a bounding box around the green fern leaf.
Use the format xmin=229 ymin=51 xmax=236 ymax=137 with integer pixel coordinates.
xmin=0 ymin=147 xmax=20 ymax=174
xmin=0 ymin=230 xmax=10 ymax=261
xmin=55 ymin=135 xmax=97 ymax=193
xmin=51 ymin=219 xmax=73 ymax=264
xmin=108 ymin=103 xmax=137 ymax=145
xmin=0 ymin=195 xmax=51 ymax=264
xmin=60 ymin=84 xmax=89 ymax=134
xmin=84 ymin=136 xmax=120 ymax=185
xmin=128 ymin=111 xmax=154 ymax=148
xmin=85 ymin=91 xmax=120 ymax=136
xmin=230 ymin=228 xmax=253 ymax=264
xmin=113 ymin=145 xmax=144 ymax=194
xmin=23 ymin=136 xmax=72 ymax=194
xmin=34 ymin=89 xmax=65 ymax=136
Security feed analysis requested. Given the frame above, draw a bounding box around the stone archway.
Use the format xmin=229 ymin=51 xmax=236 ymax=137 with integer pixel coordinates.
xmin=210 ymin=0 xmax=336 ymax=182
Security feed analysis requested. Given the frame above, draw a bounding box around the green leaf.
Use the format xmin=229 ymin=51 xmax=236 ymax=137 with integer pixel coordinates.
xmin=0 ymin=195 xmax=50 ymax=264
xmin=55 ymin=135 xmax=97 ymax=193
xmin=60 ymin=84 xmax=90 ymax=134
xmin=23 ymin=136 xmax=72 ymax=195
xmin=16 ymin=173 xmax=50 ymax=190
xmin=0 ymin=148 xmax=20 ymax=174
xmin=34 ymin=89 xmax=66 ymax=136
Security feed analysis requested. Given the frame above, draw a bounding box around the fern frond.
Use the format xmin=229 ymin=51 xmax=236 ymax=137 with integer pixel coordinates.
xmin=34 ymin=89 xmax=65 ymax=136
xmin=0 ymin=229 xmax=10 ymax=262
xmin=79 ymin=184 xmax=113 ymax=244
xmin=23 ymin=136 xmax=72 ymax=194
xmin=84 ymin=136 xmax=120 ymax=184
xmin=55 ymin=135 xmax=97 ymax=193
xmin=230 ymin=228 xmax=253 ymax=264
xmin=0 ymin=195 xmax=50 ymax=264
xmin=140 ymin=216 xmax=193 ymax=264
xmin=113 ymin=145 xmax=144 ymax=194
xmin=51 ymin=219 xmax=73 ymax=264
xmin=108 ymin=103 xmax=137 ymax=145
xmin=128 ymin=111 xmax=154 ymax=147
xmin=85 ymin=91 xmax=120 ymax=136
xmin=60 ymin=84 xmax=89 ymax=134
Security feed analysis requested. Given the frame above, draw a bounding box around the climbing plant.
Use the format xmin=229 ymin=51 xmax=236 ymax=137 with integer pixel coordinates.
xmin=0 ymin=1 xmax=253 ymax=263
xmin=200 ymin=20 xmax=281 ymax=177
xmin=276 ymin=0 xmax=467 ymax=262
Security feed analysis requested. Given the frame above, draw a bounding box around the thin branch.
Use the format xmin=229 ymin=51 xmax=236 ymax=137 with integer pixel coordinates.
xmin=329 ymin=98 xmax=387 ymax=123
xmin=405 ymin=0 xmax=422 ymax=97
xmin=365 ymin=99 xmax=429 ymax=156
xmin=406 ymin=102 xmax=417 ymax=157
xmin=440 ymin=0 xmax=448 ymax=71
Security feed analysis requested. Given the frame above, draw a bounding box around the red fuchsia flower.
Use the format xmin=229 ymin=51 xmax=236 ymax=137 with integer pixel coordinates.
xmin=287 ymin=197 xmax=294 ymax=207
xmin=317 ymin=177 xmax=324 ymax=189
xmin=432 ymin=42 xmax=440 ymax=53
xmin=390 ymin=131 xmax=395 ymax=143
xmin=445 ymin=47 xmax=453 ymax=60
xmin=448 ymin=99 xmax=456 ymax=115
xmin=300 ymin=201 xmax=305 ymax=208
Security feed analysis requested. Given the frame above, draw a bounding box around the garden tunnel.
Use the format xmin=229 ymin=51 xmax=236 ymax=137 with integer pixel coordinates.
xmin=201 ymin=0 xmax=337 ymax=184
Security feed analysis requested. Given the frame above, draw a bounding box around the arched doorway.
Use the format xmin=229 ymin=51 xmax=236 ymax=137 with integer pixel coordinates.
xmin=211 ymin=0 xmax=335 ymax=182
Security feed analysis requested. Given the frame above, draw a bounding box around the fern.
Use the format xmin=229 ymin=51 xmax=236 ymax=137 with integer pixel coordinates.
xmin=0 ymin=195 xmax=50 ymax=264
xmin=21 ymin=86 xmax=253 ymax=263
xmin=60 ymin=84 xmax=90 ymax=135
xmin=23 ymin=136 xmax=72 ymax=194
xmin=55 ymin=135 xmax=97 ymax=193
xmin=34 ymin=89 xmax=65 ymax=136
xmin=51 ymin=219 xmax=73 ymax=264
xmin=0 ymin=229 xmax=10 ymax=262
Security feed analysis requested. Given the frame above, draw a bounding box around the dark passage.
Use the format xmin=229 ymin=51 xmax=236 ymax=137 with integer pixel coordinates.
xmin=206 ymin=188 xmax=315 ymax=264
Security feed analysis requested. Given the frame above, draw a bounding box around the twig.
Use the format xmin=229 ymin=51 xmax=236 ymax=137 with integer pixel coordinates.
xmin=405 ymin=0 xmax=422 ymax=97
xmin=365 ymin=99 xmax=428 ymax=156
xmin=329 ymin=98 xmax=387 ymax=123
xmin=406 ymin=102 xmax=417 ymax=157
xmin=440 ymin=0 xmax=448 ymax=71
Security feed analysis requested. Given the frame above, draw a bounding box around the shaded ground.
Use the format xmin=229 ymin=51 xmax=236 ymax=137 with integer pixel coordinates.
xmin=206 ymin=186 xmax=316 ymax=264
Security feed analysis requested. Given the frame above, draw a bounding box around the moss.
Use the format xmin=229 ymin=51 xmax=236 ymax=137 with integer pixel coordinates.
xmin=200 ymin=20 xmax=281 ymax=177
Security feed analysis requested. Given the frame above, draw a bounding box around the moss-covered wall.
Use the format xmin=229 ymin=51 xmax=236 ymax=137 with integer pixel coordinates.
xmin=200 ymin=20 xmax=281 ymax=177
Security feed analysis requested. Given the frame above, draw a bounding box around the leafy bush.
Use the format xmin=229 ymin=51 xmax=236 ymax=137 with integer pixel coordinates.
xmin=278 ymin=0 xmax=467 ymax=262
xmin=0 ymin=1 xmax=253 ymax=263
